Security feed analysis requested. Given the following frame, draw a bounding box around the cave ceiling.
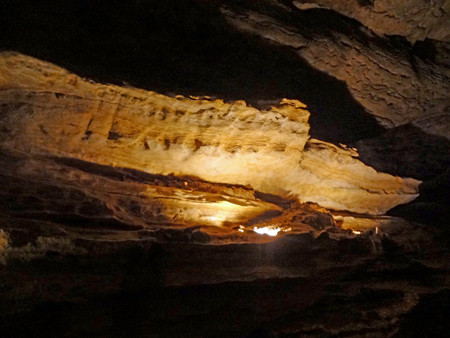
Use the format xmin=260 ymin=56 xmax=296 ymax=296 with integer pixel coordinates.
xmin=2 ymin=1 xmax=450 ymax=172
xmin=0 ymin=0 xmax=449 ymax=247
xmin=1 ymin=1 xmax=450 ymax=335
xmin=0 ymin=0 xmax=449 ymax=236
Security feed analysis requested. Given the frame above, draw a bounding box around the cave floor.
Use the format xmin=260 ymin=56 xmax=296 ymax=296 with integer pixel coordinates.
xmin=1 ymin=147 xmax=450 ymax=337
xmin=1 ymin=207 xmax=450 ymax=337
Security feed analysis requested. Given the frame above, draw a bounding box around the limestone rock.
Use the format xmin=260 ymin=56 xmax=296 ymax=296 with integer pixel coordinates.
xmin=221 ymin=4 xmax=450 ymax=138
xmin=292 ymin=0 xmax=450 ymax=43
xmin=1 ymin=3 xmax=450 ymax=336
xmin=0 ymin=53 xmax=419 ymax=214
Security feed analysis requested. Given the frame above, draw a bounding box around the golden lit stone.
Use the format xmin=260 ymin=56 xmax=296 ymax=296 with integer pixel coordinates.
xmin=0 ymin=52 xmax=420 ymax=215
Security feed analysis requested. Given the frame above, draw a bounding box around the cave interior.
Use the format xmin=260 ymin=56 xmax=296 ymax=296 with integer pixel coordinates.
xmin=1 ymin=0 xmax=450 ymax=337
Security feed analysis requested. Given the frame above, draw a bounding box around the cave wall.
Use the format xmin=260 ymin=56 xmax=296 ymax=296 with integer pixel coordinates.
xmin=0 ymin=52 xmax=420 ymax=214
xmin=1 ymin=2 xmax=450 ymax=337
xmin=2 ymin=0 xmax=450 ymax=181
xmin=293 ymin=0 xmax=450 ymax=43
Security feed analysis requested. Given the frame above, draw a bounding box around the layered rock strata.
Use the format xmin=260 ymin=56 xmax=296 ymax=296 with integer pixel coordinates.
xmin=221 ymin=3 xmax=450 ymax=138
xmin=0 ymin=202 xmax=445 ymax=338
xmin=292 ymin=0 xmax=450 ymax=43
xmin=0 ymin=53 xmax=419 ymax=215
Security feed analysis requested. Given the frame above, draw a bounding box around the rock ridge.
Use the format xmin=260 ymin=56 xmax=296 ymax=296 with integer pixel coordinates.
xmin=0 ymin=52 xmax=419 ymax=214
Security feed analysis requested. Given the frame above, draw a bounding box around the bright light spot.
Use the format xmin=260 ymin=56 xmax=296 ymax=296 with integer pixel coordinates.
xmin=238 ymin=229 xmax=244 ymax=233
xmin=254 ymin=227 xmax=280 ymax=236
xmin=253 ymin=226 xmax=291 ymax=236
xmin=353 ymin=230 xmax=362 ymax=235
xmin=203 ymin=216 xmax=223 ymax=225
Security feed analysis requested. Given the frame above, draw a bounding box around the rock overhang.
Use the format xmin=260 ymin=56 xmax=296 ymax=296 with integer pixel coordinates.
xmin=0 ymin=52 xmax=420 ymax=220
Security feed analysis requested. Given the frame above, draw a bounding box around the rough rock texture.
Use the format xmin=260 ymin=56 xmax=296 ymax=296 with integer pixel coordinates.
xmin=221 ymin=3 xmax=450 ymax=137
xmin=1 ymin=210 xmax=448 ymax=337
xmin=0 ymin=153 xmax=284 ymax=233
xmin=2 ymin=1 xmax=450 ymax=167
xmin=1 ymin=1 xmax=450 ymax=337
xmin=292 ymin=0 xmax=450 ymax=43
xmin=0 ymin=53 xmax=419 ymax=214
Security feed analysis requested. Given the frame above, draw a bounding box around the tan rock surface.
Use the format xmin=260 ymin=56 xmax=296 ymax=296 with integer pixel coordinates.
xmin=0 ymin=52 xmax=419 ymax=214
xmin=221 ymin=5 xmax=450 ymax=138
xmin=293 ymin=0 xmax=450 ymax=43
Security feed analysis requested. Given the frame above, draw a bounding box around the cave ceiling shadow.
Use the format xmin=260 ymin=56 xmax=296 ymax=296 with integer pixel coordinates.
xmin=352 ymin=123 xmax=450 ymax=181
xmin=1 ymin=0 xmax=385 ymax=143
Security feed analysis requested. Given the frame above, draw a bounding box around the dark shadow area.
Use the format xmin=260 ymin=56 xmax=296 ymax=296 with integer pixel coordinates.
xmin=396 ymin=289 xmax=450 ymax=338
xmin=0 ymin=278 xmax=304 ymax=338
xmin=8 ymin=212 xmax=142 ymax=231
xmin=413 ymin=38 xmax=438 ymax=63
xmin=0 ymin=0 xmax=384 ymax=143
xmin=2 ymin=276 xmax=448 ymax=338
xmin=355 ymin=125 xmax=450 ymax=229
xmin=388 ymin=167 xmax=450 ymax=233
xmin=357 ymin=0 xmax=375 ymax=7
xmin=0 ymin=173 xmax=143 ymax=230
xmin=351 ymin=124 xmax=450 ymax=181
xmin=245 ymin=209 xmax=283 ymax=226
xmin=414 ymin=39 xmax=450 ymax=69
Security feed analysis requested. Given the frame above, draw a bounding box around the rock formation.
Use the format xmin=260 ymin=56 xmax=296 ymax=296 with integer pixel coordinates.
xmin=1 ymin=1 xmax=450 ymax=337
xmin=0 ymin=52 xmax=419 ymax=215
xmin=221 ymin=3 xmax=450 ymax=138
xmin=292 ymin=0 xmax=450 ymax=43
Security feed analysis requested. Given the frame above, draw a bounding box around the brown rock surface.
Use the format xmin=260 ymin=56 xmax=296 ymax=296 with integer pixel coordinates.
xmin=0 ymin=52 xmax=419 ymax=214
xmin=1 ymin=2 xmax=450 ymax=337
xmin=292 ymin=0 xmax=450 ymax=43
xmin=221 ymin=4 xmax=450 ymax=137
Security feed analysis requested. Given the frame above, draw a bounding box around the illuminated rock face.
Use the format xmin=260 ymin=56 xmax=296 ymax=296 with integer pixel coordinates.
xmin=0 ymin=53 xmax=419 ymax=214
xmin=0 ymin=152 xmax=283 ymax=236
xmin=1 ymin=4 xmax=450 ymax=336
